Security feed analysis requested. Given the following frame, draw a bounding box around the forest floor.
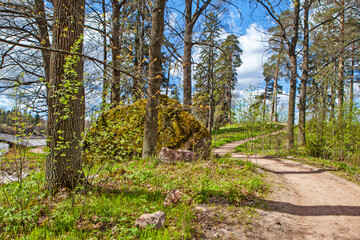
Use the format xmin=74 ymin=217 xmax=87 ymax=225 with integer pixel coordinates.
xmin=212 ymin=136 xmax=360 ymax=239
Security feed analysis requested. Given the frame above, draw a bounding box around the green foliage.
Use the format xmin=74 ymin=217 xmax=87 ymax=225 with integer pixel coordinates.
xmin=84 ymin=95 xmax=210 ymax=163
xmin=305 ymin=104 xmax=360 ymax=162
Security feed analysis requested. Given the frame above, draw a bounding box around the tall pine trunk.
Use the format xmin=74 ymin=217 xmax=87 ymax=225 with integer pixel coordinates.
xmin=134 ymin=0 xmax=145 ymax=101
xmin=298 ymin=0 xmax=311 ymax=146
xmin=182 ymin=0 xmax=211 ymax=109
xmin=337 ymin=0 xmax=345 ymax=118
xmin=286 ymin=0 xmax=300 ymax=149
xmin=142 ymin=0 xmax=166 ymax=159
xmin=183 ymin=0 xmax=193 ymax=109
xmin=263 ymin=80 xmax=268 ymax=122
xmin=102 ymin=0 xmax=109 ymax=110
xmin=350 ymin=51 xmax=355 ymax=112
xmin=46 ymin=0 xmax=85 ymax=193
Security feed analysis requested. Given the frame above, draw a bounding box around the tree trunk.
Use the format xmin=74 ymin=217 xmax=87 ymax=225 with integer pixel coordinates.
xmin=227 ymin=55 xmax=233 ymax=123
xmin=271 ymin=54 xmax=281 ymax=122
xmin=110 ymin=0 xmax=122 ymax=107
xmin=134 ymin=0 xmax=145 ymax=101
xmin=350 ymin=51 xmax=355 ymax=112
xmin=330 ymin=77 xmax=336 ymax=121
xmin=208 ymin=44 xmax=214 ymax=132
xmin=183 ymin=0 xmax=193 ymax=109
xmin=286 ymin=0 xmax=300 ymax=150
xmin=166 ymin=60 xmax=171 ymax=96
xmin=102 ymin=0 xmax=109 ymax=110
xmin=34 ymin=0 xmax=51 ymax=99
xmin=298 ymin=0 xmax=311 ymax=146
xmin=182 ymin=0 xmax=212 ymax=110
xmin=263 ymin=80 xmax=268 ymax=122
xmin=142 ymin=0 xmax=166 ymax=159
xmin=337 ymin=0 xmax=345 ymax=119
xmin=46 ymin=0 xmax=85 ymax=193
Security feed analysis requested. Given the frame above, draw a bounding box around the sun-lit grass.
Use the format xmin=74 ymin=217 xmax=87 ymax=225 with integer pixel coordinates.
xmin=0 ymin=149 xmax=268 ymax=239
xmin=211 ymin=123 xmax=284 ymax=148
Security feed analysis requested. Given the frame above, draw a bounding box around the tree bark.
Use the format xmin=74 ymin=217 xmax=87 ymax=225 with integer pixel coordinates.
xmin=227 ymin=55 xmax=233 ymax=123
xmin=134 ymin=0 xmax=145 ymax=101
xmin=349 ymin=50 xmax=355 ymax=112
xmin=142 ymin=0 xmax=166 ymax=159
xmin=102 ymin=0 xmax=109 ymax=110
xmin=286 ymin=0 xmax=300 ymax=150
xmin=271 ymin=53 xmax=281 ymax=122
xmin=208 ymin=44 xmax=214 ymax=132
xmin=182 ymin=0 xmax=212 ymax=109
xmin=110 ymin=0 xmax=122 ymax=107
xmin=263 ymin=80 xmax=268 ymax=122
xmin=337 ymin=0 xmax=345 ymax=118
xmin=34 ymin=0 xmax=51 ymax=99
xmin=46 ymin=0 xmax=85 ymax=193
xmin=298 ymin=0 xmax=311 ymax=146
xmin=183 ymin=0 xmax=193 ymax=109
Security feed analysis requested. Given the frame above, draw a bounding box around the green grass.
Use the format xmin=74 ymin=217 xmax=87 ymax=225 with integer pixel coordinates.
xmin=211 ymin=123 xmax=284 ymax=148
xmin=0 ymin=149 xmax=268 ymax=239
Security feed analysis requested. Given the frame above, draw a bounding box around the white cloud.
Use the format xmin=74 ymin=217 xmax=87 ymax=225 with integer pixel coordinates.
xmin=236 ymin=24 xmax=268 ymax=90
xmin=0 ymin=95 xmax=13 ymax=109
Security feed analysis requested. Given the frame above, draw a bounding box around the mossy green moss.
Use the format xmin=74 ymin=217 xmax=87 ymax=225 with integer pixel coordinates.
xmin=84 ymin=95 xmax=210 ymax=162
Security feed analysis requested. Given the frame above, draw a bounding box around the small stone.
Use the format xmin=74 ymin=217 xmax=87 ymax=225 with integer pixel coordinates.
xmin=255 ymin=209 xmax=269 ymax=216
xmin=159 ymin=147 xmax=196 ymax=164
xmin=135 ymin=211 xmax=166 ymax=229
xmin=195 ymin=205 xmax=209 ymax=212
xmin=163 ymin=189 xmax=192 ymax=206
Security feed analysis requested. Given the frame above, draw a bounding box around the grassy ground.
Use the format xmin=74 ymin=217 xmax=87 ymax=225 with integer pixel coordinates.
xmin=211 ymin=123 xmax=284 ymax=148
xmin=233 ymin=128 xmax=360 ymax=183
xmin=0 ymin=148 xmax=268 ymax=239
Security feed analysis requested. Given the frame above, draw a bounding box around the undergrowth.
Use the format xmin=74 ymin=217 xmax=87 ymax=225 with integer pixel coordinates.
xmin=0 ymin=149 xmax=268 ymax=239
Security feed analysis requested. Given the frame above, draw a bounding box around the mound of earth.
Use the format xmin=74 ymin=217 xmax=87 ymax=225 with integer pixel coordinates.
xmin=84 ymin=95 xmax=210 ymax=162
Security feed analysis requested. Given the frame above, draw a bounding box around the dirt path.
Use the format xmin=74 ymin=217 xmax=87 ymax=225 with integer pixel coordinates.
xmin=213 ymin=137 xmax=360 ymax=240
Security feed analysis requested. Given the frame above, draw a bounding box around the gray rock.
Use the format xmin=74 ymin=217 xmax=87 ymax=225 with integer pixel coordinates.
xmin=159 ymin=147 xmax=196 ymax=164
xmin=0 ymin=171 xmax=29 ymax=184
xmin=135 ymin=211 xmax=166 ymax=229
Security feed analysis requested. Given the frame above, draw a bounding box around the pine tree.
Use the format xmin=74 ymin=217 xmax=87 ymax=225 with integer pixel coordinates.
xmin=215 ymin=34 xmax=242 ymax=126
xmin=193 ymin=12 xmax=221 ymax=131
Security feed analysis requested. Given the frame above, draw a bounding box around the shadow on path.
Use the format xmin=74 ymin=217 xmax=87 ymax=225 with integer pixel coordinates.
xmin=262 ymin=200 xmax=360 ymax=216
xmin=265 ymin=169 xmax=337 ymax=175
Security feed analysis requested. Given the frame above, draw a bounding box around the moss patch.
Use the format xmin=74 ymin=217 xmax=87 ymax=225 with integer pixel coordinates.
xmin=85 ymin=95 xmax=211 ymax=162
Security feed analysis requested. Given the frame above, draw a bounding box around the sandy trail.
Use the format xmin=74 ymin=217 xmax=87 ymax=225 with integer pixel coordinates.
xmin=213 ymin=136 xmax=360 ymax=240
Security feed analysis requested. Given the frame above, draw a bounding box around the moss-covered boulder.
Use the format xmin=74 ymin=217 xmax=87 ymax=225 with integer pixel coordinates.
xmin=84 ymin=95 xmax=211 ymax=162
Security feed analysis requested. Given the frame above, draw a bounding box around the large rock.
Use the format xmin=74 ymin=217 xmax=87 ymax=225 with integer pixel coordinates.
xmin=84 ymin=95 xmax=210 ymax=162
xmin=135 ymin=211 xmax=166 ymax=229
